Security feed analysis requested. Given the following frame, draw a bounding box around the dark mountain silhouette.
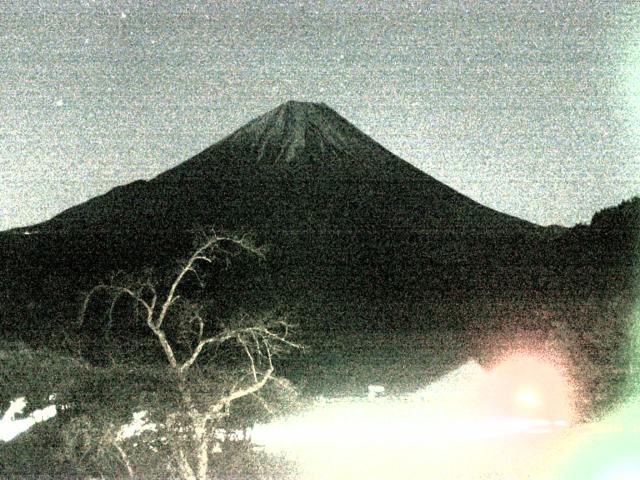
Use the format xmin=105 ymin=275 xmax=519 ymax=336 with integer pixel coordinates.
xmin=552 ymin=197 xmax=640 ymax=269
xmin=30 ymin=101 xmax=536 ymax=235
xmin=1 ymin=102 xmax=635 ymax=341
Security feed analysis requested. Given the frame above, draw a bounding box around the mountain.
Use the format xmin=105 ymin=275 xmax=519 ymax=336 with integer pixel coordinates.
xmin=552 ymin=197 xmax=640 ymax=269
xmin=30 ymin=101 xmax=536 ymax=235
xmin=1 ymin=101 xmax=572 ymax=338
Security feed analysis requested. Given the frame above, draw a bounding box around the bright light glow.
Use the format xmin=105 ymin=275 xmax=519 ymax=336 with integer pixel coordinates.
xmin=555 ymin=295 xmax=640 ymax=479
xmin=601 ymin=462 xmax=640 ymax=480
xmin=253 ymin=360 xmax=572 ymax=480
xmin=555 ymin=399 xmax=640 ymax=479
xmin=484 ymin=353 xmax=574 ymax=422
xmin=516 ymin=387 xmax=541 ymax=408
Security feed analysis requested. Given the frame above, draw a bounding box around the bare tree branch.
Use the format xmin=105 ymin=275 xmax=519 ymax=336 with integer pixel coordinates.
xmin=179 ymin=336 xmax=221 ymax=373
xmin=238 ymin=335 xmax=258 ymax=382
xmin=79 ymin=229 xmax=299 ymax=480
xmin=155 ymin=235 xmax=220 ymax=330
xmin=207 ymin=339 xmax=276 ymax=419
xmin=113 ymin=443 xmax=135 ymax=479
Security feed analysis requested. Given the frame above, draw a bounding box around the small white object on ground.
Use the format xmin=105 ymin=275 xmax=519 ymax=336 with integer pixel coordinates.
xmin=0 ymin=397 xmax=58 ymax=442
xmin=368 ymin=385 xmax=385 ymax=399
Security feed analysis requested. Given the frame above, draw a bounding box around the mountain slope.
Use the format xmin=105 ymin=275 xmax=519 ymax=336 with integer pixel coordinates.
xmin=2 ymin=101 xmax=636 ymax=347
xmin=35 ymin=101 xmax=537 ymax=236
xmin=1 ymin=101 xmax=558 ymax=339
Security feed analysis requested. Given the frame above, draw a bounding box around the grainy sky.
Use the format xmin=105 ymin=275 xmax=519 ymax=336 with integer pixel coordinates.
xmin=1 ymin=0 xmax=639 ymax=230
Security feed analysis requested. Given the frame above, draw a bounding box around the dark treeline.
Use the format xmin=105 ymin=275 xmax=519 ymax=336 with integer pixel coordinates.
xmin=1 ymin=197 xmax=638 ymax=342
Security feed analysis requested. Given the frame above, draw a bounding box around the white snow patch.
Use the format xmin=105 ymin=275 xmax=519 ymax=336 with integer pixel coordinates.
xmin=117 ymin=410 xmax=157 ymax=441
xmin=0 ymin=397 xmax=57 ymax=442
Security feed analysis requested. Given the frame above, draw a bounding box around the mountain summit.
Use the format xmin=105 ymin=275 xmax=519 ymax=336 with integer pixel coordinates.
xmin=215 ymin=100 xmax=411 ymax=171
xmin=159 ymin=100 xmax=433 ymax=178
xmin=224 ymin=101 xmax=350 ymax=165
xmin=40 ymin=101 xmax=536 ymax=236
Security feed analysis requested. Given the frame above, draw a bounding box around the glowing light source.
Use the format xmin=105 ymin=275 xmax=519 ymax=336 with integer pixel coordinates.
xmin=484 ymin=353 xmax=573 ymax=422
xmin=253 ymin=360 xmax=572 ymax=479
xmin=515 ymin=387 xmax=541 ymax=409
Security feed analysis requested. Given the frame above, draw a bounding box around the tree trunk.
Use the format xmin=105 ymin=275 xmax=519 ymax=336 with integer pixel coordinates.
xmin=179 ymin=381 xmax=210 ymax=480
xmin=195 ymin=422 xmax=209 ymax=480
xmin=176 ymin=447 xmax=197 ymax=480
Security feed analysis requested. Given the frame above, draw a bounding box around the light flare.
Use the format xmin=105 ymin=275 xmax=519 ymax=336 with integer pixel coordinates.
xmin=254 ymin=358 xmax=572 ymax=479
xmin=601 ymin=462 xmax=640 ymax=480
xmin=556 ymin=298 xmax=640 ymax=479
xmin=515 ymin=387 xmax=541 ymax=408
xmin=484 ymin=352 xmax=574 ymax=423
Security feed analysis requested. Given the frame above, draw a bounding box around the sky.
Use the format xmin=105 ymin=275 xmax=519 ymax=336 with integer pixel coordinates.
xmin=1 ymin=0 xmax=639 ymax=230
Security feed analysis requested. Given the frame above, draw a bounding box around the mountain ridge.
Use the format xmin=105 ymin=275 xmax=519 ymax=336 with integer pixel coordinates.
xmin=28 ymin=101 xmax=538 ymax=236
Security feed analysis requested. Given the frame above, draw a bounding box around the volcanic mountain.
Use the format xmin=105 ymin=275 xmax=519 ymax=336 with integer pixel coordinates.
xmin=2 ymin=101 xmax=552 ymax=334
xmin=33 ymin=101 xmax=536 ymax=235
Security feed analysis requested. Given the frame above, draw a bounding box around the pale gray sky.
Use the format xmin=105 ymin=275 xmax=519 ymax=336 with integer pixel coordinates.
xmin=1 ymin=0 xmax=639 ymax=230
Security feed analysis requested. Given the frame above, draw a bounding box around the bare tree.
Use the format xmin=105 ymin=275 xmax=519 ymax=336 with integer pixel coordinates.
xmin=78 ymin=230 xmax=300 ymax=480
